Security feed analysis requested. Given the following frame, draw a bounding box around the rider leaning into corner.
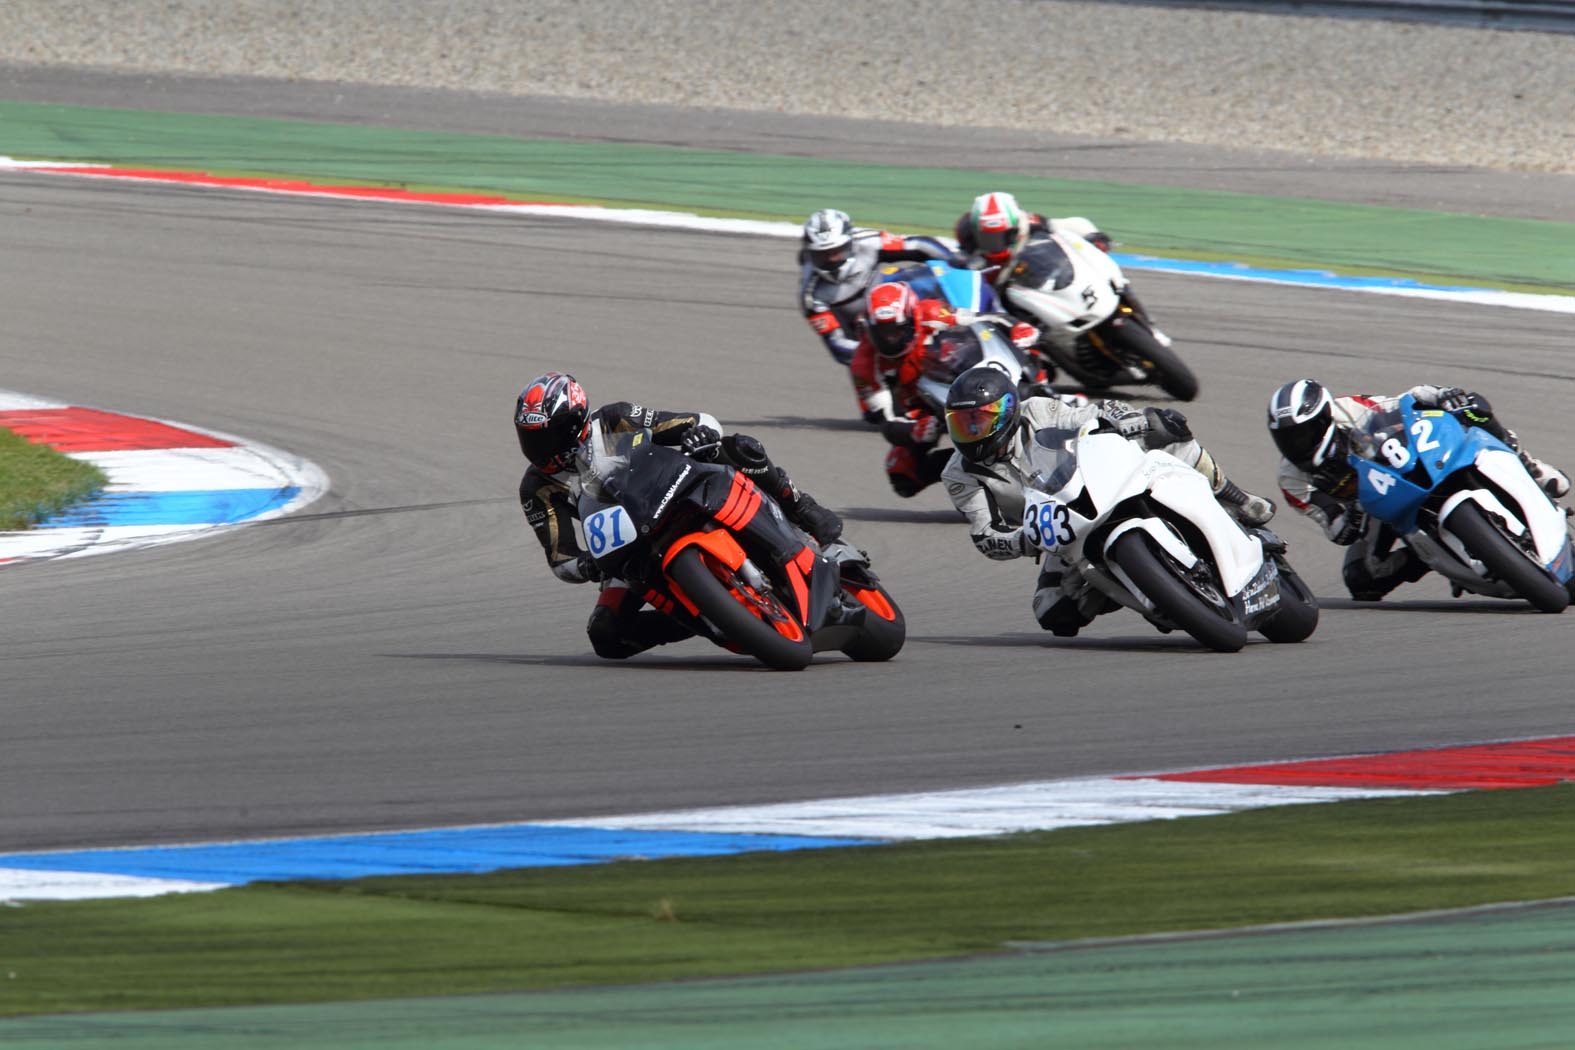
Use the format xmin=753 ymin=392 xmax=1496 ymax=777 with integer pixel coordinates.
xmin=1266 ymin=378 xmax=1571 ymax=601
xmin=941 ymin=365 xmax=1277 ymax=637
xmin=852 ymin=281 xmax=1045 ymax=498
xmin=515 ymin=372 xmax=843 ymax=659
xmin=798 ymin=207 xmax=963 ymax=419
xmin=953 ymin=190 xmax=1172 ymax=349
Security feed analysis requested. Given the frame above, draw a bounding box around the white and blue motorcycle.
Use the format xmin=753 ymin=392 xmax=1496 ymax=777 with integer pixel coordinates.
xmin=1349 ymin=394 xmax=1574 ymax=613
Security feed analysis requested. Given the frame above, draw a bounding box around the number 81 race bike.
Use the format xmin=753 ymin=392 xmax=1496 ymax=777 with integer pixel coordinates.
xmin=574 ymin=420 xmax=906 ymax=669
xmin=1350 ymin=394 xmax=1574 ymax=613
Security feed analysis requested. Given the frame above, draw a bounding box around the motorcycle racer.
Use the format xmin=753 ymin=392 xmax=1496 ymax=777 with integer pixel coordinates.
xmin=953 ymin=190 xmax=1113 ymax=277
xmin=942 ymin=366 xmax=1276 ymax=636
xmin=798 ymin=207 xmax=963 ymax=377
xmin=516 ymin=371 xmax=843 ymax=658
xmin=1267 ymin=378 xmax=1571 ymax=601
xmin=852 ymin=281 xmax=1044 ymax=498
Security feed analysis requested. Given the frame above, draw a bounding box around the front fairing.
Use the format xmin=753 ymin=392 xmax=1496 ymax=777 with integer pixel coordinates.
xmin=1349 ymin=395 xmax=1500 ymax=531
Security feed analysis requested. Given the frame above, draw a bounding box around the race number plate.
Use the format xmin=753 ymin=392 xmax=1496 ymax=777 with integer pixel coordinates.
xmin=1022 ymin=495 xmax=1076 ymax=550
xmin=583 ymin=505 xmax=635 ymax=559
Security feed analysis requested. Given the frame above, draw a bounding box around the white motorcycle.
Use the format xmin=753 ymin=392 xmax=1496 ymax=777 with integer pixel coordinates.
xmin=1020 ymin=419 xmax=1318 ymax=651
xmin=998 ymin=232 xmax=1199 ymax=401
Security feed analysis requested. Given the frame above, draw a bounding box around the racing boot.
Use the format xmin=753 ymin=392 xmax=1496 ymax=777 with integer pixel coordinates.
xmin=1215 ymin=478 xmax=1276 ymax=528
xmin=1496 ymin=424 xmax=1570 ymax=499
xmin=726 ymin=433 xmax=843 ymax=545
xmin=1521 ymin=453 xmax=1570 ymax=499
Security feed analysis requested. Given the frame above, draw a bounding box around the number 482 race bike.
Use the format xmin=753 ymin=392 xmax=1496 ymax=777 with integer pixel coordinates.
xmin=1350 ymin=394 xmax=1574 ymax=613
xmin=1018 ymin=418 xmax=1319 ymax=652
xmin=574 ymin=420 xmax=905 ymax=669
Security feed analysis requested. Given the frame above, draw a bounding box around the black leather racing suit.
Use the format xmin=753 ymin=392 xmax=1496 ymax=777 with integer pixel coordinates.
xmin=519 ymin=402 xmax=838 ymax=659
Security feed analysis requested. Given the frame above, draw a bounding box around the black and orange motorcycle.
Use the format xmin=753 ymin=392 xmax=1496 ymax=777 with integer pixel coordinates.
xmin=574 ymin=420 xmax=905 ymax=669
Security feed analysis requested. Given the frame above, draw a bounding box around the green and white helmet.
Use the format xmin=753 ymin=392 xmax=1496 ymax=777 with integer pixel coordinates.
xmin=967 ymin=191 xmax=1028 ymax=260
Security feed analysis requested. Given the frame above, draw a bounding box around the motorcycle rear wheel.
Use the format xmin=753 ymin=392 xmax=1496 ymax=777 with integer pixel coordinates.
xmin=1100 ymin=318 xmax=1199 ymax=401
xmin=1443 ymin=502 xmax=1569 ymax=614
xmin=667 ymin=546 xmax=815 ymax=670
xmin=1110 ymin=532 xmax=1248 ymax=652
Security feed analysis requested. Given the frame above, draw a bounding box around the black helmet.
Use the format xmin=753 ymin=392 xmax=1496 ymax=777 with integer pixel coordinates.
xmin=1267 ymin=379 xmax=1338 ymax=468
xmin=945 ymin=365 xmax=1020 ymax=464
xmin=515 ymin=372 xmax=589 ymax=474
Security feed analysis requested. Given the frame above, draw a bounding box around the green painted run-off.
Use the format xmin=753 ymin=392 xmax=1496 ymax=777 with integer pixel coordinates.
xmin=1 ymin=101 xmax=1572 ymax=292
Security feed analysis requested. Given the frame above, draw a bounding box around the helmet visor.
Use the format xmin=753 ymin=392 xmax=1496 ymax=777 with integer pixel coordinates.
xmin=871 ymin=318 xmax=915 ymax=357
xmin=947 ymin=395 xmax=1014 ymax=446
xmin=1272 ymin=419 xmax=1337 ymax=468
xmin=809 ymin=244 xmax=851 ymax=275
xmin=973 ymin=222 xmax=1018 ymax=256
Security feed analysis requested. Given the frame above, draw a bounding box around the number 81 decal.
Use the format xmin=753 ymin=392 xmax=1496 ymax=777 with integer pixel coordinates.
xmin=1023 ymin=498 xmax=1077 ymax=549
xmin=583 ymin=505 xmax=633 ymax=557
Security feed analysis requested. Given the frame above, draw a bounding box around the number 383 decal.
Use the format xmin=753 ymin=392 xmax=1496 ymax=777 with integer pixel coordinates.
xmin=1023 ymin=498 xmax=1077 ymax=549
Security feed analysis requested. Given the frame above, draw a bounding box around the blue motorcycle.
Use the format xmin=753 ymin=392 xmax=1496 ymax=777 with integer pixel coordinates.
xmin=1349 ymin=394 xmax=1574 ymax=612
xmin=873 ymin=259 xmax=999 ymax=315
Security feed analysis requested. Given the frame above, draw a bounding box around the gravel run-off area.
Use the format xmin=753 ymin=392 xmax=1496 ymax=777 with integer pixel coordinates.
xmin=0 ymin=0 xmax=1571 ymax=175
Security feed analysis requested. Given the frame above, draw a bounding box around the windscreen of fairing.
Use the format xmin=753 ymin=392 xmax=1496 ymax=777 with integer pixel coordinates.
xmin=1008 ymin=239 xmax=1076 ymax=291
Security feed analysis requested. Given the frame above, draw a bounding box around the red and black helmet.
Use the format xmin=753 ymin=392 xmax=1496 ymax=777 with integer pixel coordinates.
xmin=515 ymin=372 xmax=589 ymax=473
xmin=865 ymin=282 xmax=921 ymax=359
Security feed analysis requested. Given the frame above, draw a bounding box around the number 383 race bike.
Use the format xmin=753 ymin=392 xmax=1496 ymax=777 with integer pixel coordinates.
xmin=1019 ymin=419 xmax=1319 ymax=652
xmin=1350 ymin=394 xmax=1574 ymax=613
xmin=574 ymin=421 xmax=906 ymax=669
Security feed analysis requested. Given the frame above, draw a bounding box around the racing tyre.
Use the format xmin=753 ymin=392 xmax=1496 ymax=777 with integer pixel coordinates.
xmin=1257 ymin=558 xmax=1320 ymax=643
xmin=1109 ymin=318 xmax=1198 ymax=401
xmin=1443 ymin=502 xmax=1569 ymax=614
xmin=1111 ymin=531 xmax=1248 ymax=652
xmin=667 ymin=546 xmax=815 ymax=669
xmin=840 ymin=582 xmax=906 ymax=662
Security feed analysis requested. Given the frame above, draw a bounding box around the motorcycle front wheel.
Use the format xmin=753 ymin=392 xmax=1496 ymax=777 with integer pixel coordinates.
xmin=1110 ymin=531 xmax=1248 ymax=652
xmin=839 ymin=580 xmax=906 ymax=662
xmin=1257 ymin=557 xmax=1320 ymax=643
xmin=667 ymin=546 xmax=815 ymax=670
xmin=1443 ymin=502 xmax=1569 ymax=614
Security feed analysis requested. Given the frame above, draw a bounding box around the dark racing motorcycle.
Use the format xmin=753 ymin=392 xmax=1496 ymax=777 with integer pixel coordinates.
xmin=574 ymin=420 xmax=905 ymax=669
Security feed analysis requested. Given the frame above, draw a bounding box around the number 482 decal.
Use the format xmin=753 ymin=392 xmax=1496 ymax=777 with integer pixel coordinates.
xmin=1367 ymin=418 xmax=1441 ymax=496
xmin=1023 ymin=498 xmax=1076 ymax=549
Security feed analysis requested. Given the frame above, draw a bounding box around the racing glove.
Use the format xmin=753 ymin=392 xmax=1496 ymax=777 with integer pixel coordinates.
xmin=1325 ymin=506 xmax=1366 ymax=546
xmin=551 ymin=552 xmax=603 ymax=584
xmin=1100 ymin=400 xmax=1147 ymax=440
xmin=680 ymin=425 xmax=722 ymax=462
xmin=1141 ymin=407 xmax=1193 ymax=448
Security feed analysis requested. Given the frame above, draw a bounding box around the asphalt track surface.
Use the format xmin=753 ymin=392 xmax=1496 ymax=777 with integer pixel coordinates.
xmin=2 ymin=70 xmax=1573 ymax=853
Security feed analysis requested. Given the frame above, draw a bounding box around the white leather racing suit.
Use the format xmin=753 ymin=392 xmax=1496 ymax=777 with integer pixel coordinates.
xmin=941 ymin=396 xmax=1228 ymax=633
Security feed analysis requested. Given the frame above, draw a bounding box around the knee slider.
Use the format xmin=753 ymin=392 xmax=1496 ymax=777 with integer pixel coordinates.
xmin=884 ymin=445 xmax=921 ymax=497
xmin=586 ymin=604 xmax=638 ymax=660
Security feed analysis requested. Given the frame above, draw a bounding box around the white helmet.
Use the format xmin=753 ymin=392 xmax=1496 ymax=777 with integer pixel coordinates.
xmin=1267 ymin=379 xmax=1338 ymax=468
xmin=802 ymin=208 xmax=856 ymax=280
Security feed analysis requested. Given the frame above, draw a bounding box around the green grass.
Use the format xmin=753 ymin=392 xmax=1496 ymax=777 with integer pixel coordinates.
xmin=0 ymin=427 xmax=105 ymax=529
xmin=6 ymin=785 xmax=1575 ymax=1017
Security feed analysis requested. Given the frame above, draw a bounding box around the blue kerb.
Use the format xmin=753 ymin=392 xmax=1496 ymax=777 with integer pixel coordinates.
xmin=41 ymin=487 xmax=301 ymax=527
xmin=0 ymin=825 xmax=874 ymax=885
xmin=1113 ymin=253 xmax=1493 ymax=293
